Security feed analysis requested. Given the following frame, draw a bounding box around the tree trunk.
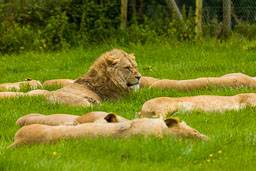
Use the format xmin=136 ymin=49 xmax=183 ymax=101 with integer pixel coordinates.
xmin=138 ymin=0 xmax=144 ymax=19
xmin=195 ymin=0 xmax=203 ymax=35
xmin=121 ymin=0 xmax=128 ymax=29
xmin=223 ymin=0 xmax=231 ymax=35
xmin=165 ymin=0 xmax=183 ymax=20
xmin=131 ymin=0 xmax=136 ymax=15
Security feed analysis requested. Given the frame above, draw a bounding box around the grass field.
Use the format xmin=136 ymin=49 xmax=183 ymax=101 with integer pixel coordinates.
xmin=1 ymin=42 xmax=256 ymax=170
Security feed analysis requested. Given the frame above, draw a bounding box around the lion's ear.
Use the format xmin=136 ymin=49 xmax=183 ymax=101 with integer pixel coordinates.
xmin=129 ymin=53 xmax=135 ymax=60
xmin=164 ymin=117 xmax=179 ymax=127
xmin=104 ymin=113 xmax=118 ymax=123
xmin=104 ymin=54 xmax=120 ymax=65
xmin=25 ymin=78 xmax=32 ymax=81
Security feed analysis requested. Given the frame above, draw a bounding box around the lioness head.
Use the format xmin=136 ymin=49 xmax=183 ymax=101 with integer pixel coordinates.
xmin=104 ymin=49 xmax=141 ymax=91
xmin=21 ymin=78 xmax=43 ymax=89
xmin=164 ymin=118 xmax=209 ymax=140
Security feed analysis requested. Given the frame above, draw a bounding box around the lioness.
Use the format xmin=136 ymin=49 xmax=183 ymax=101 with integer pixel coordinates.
xmin=0 ymin=90 xmax=49 ymax=98
xmin=0 ymin=78 xmax=42 ymax=91
xmin=9 ymin=115 xmax=208 ymax=147
xmin=139 ymin=93 xmax=256 ymax=118
xmin=16 ymin=111 xmax=128 ymax=127
xmin=140 ymin=73 xmax=256 ymax=90
xmin=0 ymin=49 xmax=141 ymax=106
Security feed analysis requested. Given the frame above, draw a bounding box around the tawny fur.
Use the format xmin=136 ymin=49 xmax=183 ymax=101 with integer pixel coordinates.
xmin=140 ymin=76 xmax=160 ymax=88
xmin=16 ymin=111 xmax=128 ymax=127
xmin=0 ymin=90 xmax=49 ymax=99
xmin=0 ymin=79 xmax=42 ymax=91
xmin=0 ymin=92 xmax=25 ymax=98
xmin=139 ymin=93 xmax=256 ymax=118
xmin=75 ymin=111 xmax=128 ymax=124
xmin=9 ymin=116 xmax=208 ymax=147
xmin=26 ymin=90 xmax=49 ymax=96
xmin=43 ymin=79 xmax=74 ymax=87
xmin=149 ymin=73 xmax=256 ymax=91
xmin=16 ymin=113 xmax=79 ymax=127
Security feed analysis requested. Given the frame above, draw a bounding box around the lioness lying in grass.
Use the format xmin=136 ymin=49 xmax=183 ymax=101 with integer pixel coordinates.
xmin=0 ymin=90 xmax=49 ymax=98
xmin=139 ymin=93 xmax=256 ymax=118
xmin=0 ymin=78 xmax=42 ymax=91
xmin=140 ymin=73 xmax=256 ymax=90
xmin=9 ymin=114 xmax=208 ymax=147
xmin=16 ymin=111 xmax=128 ymax=127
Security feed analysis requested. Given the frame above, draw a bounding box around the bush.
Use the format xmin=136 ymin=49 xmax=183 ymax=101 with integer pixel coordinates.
xmin=0 ymin=0 xmax=256 ymax=54
xmin=0 ymin=0 xmax=121 ymax=53
xmin=0 ymin=23 xmax=39 ymax=53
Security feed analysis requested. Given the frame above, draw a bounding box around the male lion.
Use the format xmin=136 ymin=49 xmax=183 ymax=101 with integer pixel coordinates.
xmin=139 ymin=93 xmax=256 ymax=118
xmin=45 ymin=49 xmax=141 ymax=106
xmin=0 ymin=49 xmax=141 ymax=107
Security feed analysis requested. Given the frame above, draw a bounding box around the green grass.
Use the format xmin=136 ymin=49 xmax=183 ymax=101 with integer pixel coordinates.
xmin=1 ymin=42 xmax=256 ymax=170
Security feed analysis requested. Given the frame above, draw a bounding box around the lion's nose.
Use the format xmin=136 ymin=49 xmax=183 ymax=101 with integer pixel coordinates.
xmin=135 ymin=75 xmax=141 ymax=81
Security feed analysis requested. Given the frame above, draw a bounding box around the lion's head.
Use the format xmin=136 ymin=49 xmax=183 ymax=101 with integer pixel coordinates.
xmin=75 ymin=49 xmax=141 ymax=100
xmin=104 ymin=49 xmax=141 ymax=90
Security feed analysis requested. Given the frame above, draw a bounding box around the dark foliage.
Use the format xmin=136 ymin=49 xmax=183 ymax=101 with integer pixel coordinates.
xmin=0 ymin=0 xmax=255 ymax=54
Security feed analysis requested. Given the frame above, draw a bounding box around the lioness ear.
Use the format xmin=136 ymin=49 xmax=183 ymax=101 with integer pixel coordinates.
xmin=25 ymin=78 xmax=32 ymax=81
xmin=164 ymin=117 xmax=179 ymax=127
xmin=104 ymin=113 xmax=118 ymax=123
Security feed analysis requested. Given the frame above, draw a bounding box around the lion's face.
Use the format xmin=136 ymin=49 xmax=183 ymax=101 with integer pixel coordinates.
xmin=117 ymin=54 xmax=141 ymax=90
xmin=104 ymin=50 xmax=141 ymax=91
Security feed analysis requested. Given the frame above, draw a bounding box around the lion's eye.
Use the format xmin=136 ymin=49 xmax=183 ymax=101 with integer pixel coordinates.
xmin=125 ymin=66 xmax=131 ymax=70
